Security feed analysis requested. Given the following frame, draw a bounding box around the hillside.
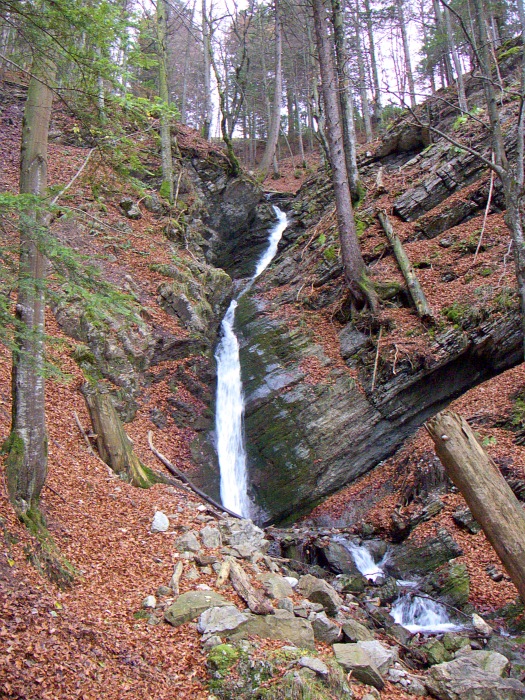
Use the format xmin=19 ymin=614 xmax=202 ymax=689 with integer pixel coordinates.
xmin=2 ymin=56 xmax=525 ymax=700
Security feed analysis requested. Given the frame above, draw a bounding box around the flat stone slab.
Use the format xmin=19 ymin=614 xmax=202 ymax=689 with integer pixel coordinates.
xmin=164 ymin=590 xmax=230 ymax=627
xmin=333 ymin=643 xmax=384 ymax=690
xmin=226 ymin=614 xmax=315 ymax=649
xmin=455 ymin=649 xmax=510 ymax=677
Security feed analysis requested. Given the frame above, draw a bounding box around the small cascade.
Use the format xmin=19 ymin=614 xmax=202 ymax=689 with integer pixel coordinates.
xmin=338 ymin=537 xmax=462 ymax=634
xmin=337 ymin=539 xmax=387 ymax=582
xmin=215 ymin=206 xmax=289 ymax=517
xmin=391 ymin=594 xmax=461 ymax=634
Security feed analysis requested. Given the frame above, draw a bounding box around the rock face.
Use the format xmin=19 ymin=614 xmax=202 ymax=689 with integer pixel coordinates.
xmin=426 ymin=657 xmax=525 ymax=699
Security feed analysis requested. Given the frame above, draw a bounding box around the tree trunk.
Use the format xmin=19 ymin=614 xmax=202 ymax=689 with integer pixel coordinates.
xmin=5 ymin=61 xmax=55 ymax=514
xmin=202 ymin=0 xmax=212 ymax=140
xmin=331 ymin=0 xmax=362 ymax=198
xmin=364 ymin=0 xmax=382 ymax=124
xmin=426 ymin=410 xmax=525 ymax=603
xmin=229 ymin=559 xmax=274 ymax=614
xmin=294 ymin=88 xmax=306 ymax=167
xmin=444 ymin=5 xmax=468 ymax=112
xmin=180 ymin=0 xmax=197 ymax=125
xmin=396 ymin=0 xmax=416 ymax=108
xmin=157 ymin=0 xmax=174 ymax=202
xmin=259 ymin=0 xmax=283 ymax=175
xmin=377 ymin=210 xmax=433 ymax=319
xmin=82 ymin=384 xmax=156 ymax=488
xmin=354 ymin=5 xmax=373 ymax=142
xmin=312 ymin=0 xmax=375 ymax=311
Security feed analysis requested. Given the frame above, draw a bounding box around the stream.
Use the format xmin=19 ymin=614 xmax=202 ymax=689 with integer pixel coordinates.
xmin=215 ymin=206 xmax=289 ymax=518
xmin=338 ymin=538 xmax=462 ymax=634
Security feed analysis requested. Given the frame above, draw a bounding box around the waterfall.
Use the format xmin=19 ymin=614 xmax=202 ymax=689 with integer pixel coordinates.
xmin=215 ymin=206 xmax=289 ymax=517
xmin=338 ymin=536 xmax=462 ymax=634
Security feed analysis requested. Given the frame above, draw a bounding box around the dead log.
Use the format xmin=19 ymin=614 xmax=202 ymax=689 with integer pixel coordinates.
xmin=147 ymin=431 xmax=241 ymax=519
xmin=81 ymin=384 xmax=156 ymax=488
xmin=216 ymin=558 xmax=231 ymax=588
xmin=170 ymin=561 xmax=184 ymax=595
xmin=377 ymin=209 xmax=433 ymax=320
xmin=426 ymin=410 xmax=525 ymax=603
xmin=229 ymin=559 xmax=274 ymax=615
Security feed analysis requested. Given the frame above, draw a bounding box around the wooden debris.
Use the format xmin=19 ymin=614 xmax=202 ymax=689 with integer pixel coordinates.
xmin=170 ymin=561 xmax=184 ymax=596
xmin=229 ymin=559 xmax=274 ymax=615
xmin=216 ymin=558 xmax=231 ymax=588
xmin=377 ymin=209 xmax=433 ymax=320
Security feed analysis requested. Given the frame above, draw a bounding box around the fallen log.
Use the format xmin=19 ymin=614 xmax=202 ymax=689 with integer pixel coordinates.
xmin=229 ymin=559 xmax=274 ymax=615
xmin=147 ymin=431 xmax=241 ymax=520
xmin=81 ymin=384 xmax=156 ymax=488
xmin=377 ymin=209 xmax=433 ymax=320
xmin=425 ymin=410 xmax=525 ymax=603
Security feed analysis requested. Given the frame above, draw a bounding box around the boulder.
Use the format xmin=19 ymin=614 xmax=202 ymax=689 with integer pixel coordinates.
xmin=164 ymin=590 xmax=230 ymax=627
xmin=200 ymin=525 xmax=222 ymax=549
xmin=426 ymin=657 xmax=525 ymax=699
xmin=257 ymin=573 xmax=294 ymax=600
xmin=296 ymin=574 xmax=343 ymax=616
xmin=311 ymin=612 xmax=342 ymax=644
xmin=197 ymin=606 xmax=249 ymax=635
xmin=119 ymin=198 xmax=142 ymax=220
xmin=151 ymin=511 xmax=169 ymax=533
xmin=455 ymin=649 xmax=510 ymax=677
xmin=339 ymin=573 xmax=367 ymax=594
xmin=357 ymin=641 xmax=398 ymax=675
xmin=422 ymin=638 xmax=453 ymax=666
xmin=453 ymin=508 xmax=482 ymax=535
xmin=333 ymin=643 xmax=384 ymax=690
xmin=226 ymin=613 xmax=315 ymax=649
xmin=218 ymin=518 xmax=268 ymax=552
xmin=472 ymin=613 xmax=493 ymax=637
xmin=432 ymin=562 xmax=470 ymax=607
xmin=174 ymin=531 xmax=201 ymax=553
xmin=320 ymin=539 xmax=361 ymax=575
xmin=342 ymin=619 xmax=375 ymax=643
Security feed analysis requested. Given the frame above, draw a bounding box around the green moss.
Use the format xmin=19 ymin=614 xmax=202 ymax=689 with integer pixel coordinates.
xmin=498 ymin=45 xmax=522 ymax=61
xmin=159 ymin=180 xmax=172 ymax=200
xmin=207 ymin=644 xmax=240 ymax=674
xmin=442 ymin=302 xmax=469 ymax=324
xmin=323 ymin=245 xmax=337 ymax=262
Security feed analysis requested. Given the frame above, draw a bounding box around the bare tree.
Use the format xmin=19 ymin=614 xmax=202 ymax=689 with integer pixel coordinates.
xmin=259 ymin=0 xmax=283 ymax=175
xmin=311 ymin=0 xmax=376 ymax=311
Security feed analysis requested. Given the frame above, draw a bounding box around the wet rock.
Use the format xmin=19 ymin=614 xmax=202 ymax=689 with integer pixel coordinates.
xmin=339 ymin=574 xmax=367 ymax=594
xmin=226 ymin=613 xmax=315 ymax=649
xmin=389 ymin=529 xmax=463 ymax=575
xmin=197 ymin=606 xmax=249 ymax=635
xmin=119 ymin=198 xmax=142 ymax=219
xmin=296 ymin=575 xmax=343 ymax=616
xmin=342 ymin=619 xmax=375 ymax=643
xmin=442 ymin=633 xmax=471 ymax=654
xmin=472 ymin=613 xmax=493 ymax=637
xmin=426 ymin=657 xmax=525 ymax=699
xmin=422 ymin=638 xmax=453 ymax=666
xmin=164 ymin=590 xmax=230 ymax=627
xmin=453 ymin=508 xmax=482 ymax=535
xmin=377 ymin=577 xmax=400 ymax=605
xmin=151 ymin=511 xmax=170 ymax=533
xmin=175 ymin=531 xmax=201 ymax=552
xmin=431 ymin=561 xmax=470 ymax=607
xmin=339 ymin=326 xmax=370 ymax=361
xmin=311 ymin=612 xmax=342 ymax=644
xmin=320 ymin=539 xmax=361 ymax=575
xmin=257 ymin=573 xmax=294 ymax=600
xmin=389 ymin=622 xmax=413 ymax=646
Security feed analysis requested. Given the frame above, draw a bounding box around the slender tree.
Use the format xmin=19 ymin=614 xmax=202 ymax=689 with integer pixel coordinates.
xmin=311 ymin=0 xmax=376 ymax=311
xmin=157 ymin=0 xmax=175 ymax=201
xmin=259 ymin=0 xmax=283 ymax=175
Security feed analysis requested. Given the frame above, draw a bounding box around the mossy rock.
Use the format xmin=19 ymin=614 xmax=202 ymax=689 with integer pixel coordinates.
xmin=207 ymin=644 xmax=239 ymax=674
xmin=431 ymin=561 xmax=470 ymax=607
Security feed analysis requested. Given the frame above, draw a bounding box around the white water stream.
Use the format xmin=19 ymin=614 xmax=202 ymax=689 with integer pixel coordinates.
xmin=215 ymin=206 xmax=289 ymax=517
xmin=339 ymin=537 xmax=462 ymax=634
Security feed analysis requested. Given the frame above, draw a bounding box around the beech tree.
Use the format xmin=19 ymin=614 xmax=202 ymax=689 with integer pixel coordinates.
xmin=259 ymin=0 xmax=283 ymax=175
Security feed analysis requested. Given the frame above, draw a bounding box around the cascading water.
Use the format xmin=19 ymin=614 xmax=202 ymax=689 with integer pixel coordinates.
xmin=215 ymin=206 xmax=289 ymax=517
xmin=391 ymin=593 xmax=460 ymax=634
xmin=337 ymin=537 xmax=462 ymax=634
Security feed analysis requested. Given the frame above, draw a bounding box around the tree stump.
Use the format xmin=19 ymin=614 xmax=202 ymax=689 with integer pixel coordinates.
xmin=81 ymin=383 xmax=155 ymax=488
